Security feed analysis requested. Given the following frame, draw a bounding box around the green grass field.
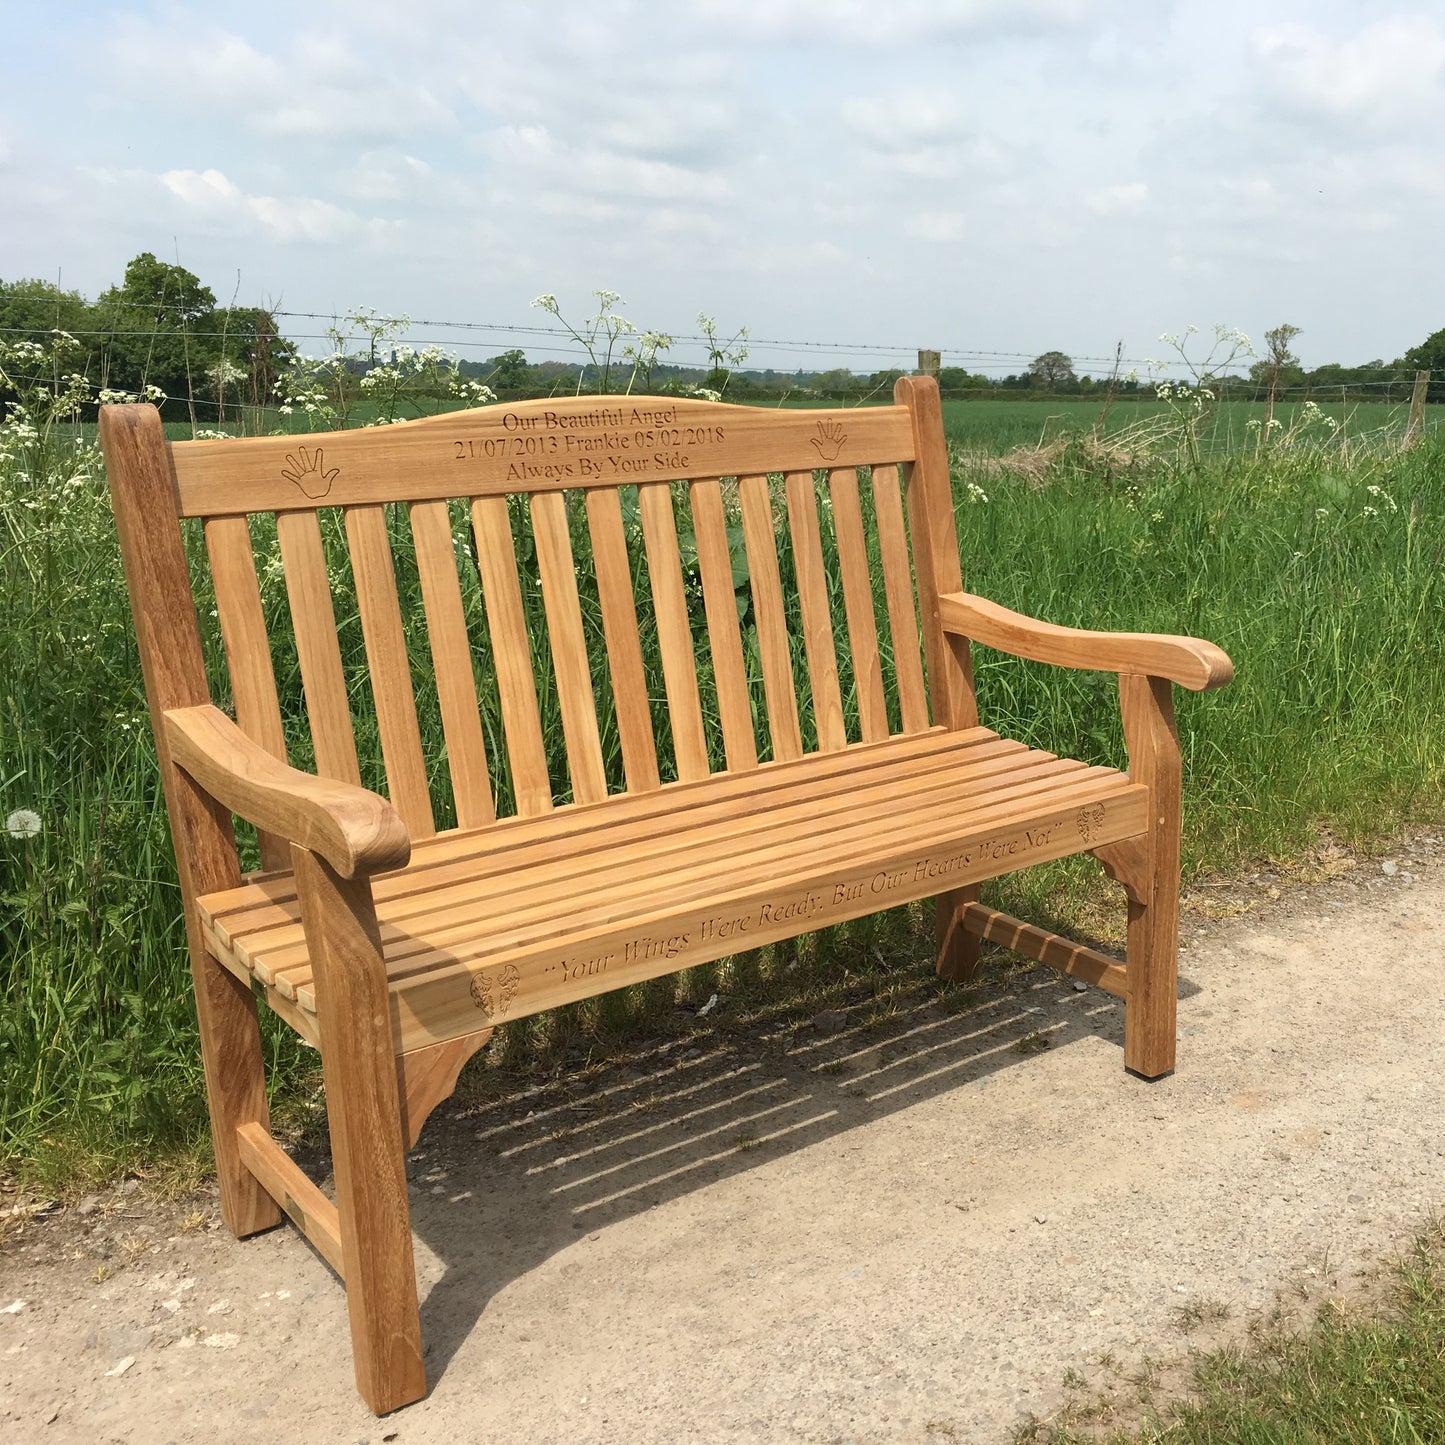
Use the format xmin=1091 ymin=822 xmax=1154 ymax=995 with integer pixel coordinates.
xmin=134 ymin=394 xmax=1442 ymax=458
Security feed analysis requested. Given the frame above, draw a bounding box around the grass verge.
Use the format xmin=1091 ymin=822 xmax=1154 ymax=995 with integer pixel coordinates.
xmin=1018 ymin=1218 xmax=1445 ymax=1443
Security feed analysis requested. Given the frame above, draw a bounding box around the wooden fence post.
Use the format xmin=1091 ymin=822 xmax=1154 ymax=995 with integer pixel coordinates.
xmin=917 ymin=349 xmax=940 ymax=380
xmin=1405 ymin=370 xmax=1430 ymax=448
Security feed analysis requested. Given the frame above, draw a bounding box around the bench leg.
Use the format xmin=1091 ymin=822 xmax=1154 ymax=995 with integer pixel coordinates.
xmin=1120 ymin=675 xmax=1181 ymax=1080
xmin=189 ymin=940 xmax=284 ymax=1239
xmin=295 ymin=849 xmax=427 ymax=1416
xmin=934 ymin=884 xmax=982 ymax=981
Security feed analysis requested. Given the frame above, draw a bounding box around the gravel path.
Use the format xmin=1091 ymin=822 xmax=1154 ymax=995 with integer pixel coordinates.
xmin=4 ymin=841 xmax=1443 ymax=1443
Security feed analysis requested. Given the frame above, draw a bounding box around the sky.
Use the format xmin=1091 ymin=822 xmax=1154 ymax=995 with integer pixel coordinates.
xmin=3 ymin=0 xmax=1444 ymax=378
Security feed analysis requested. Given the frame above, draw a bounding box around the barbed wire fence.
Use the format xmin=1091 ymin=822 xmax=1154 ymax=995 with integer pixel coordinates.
xmin=0 ymin=307 xmax=1436 ymax=453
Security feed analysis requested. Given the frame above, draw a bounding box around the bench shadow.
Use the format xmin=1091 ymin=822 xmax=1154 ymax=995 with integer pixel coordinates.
xmin=384 ymin=961 xmax=1200 ymax=1387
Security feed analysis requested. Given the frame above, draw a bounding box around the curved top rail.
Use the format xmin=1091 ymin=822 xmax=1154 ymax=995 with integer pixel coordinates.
xmin=164 ymin=394 xmax=917 ymax=517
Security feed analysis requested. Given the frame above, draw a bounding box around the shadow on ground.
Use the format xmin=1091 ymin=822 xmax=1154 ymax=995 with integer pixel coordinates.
xmin=293 ymin=958 xmax=1198 ymax=1386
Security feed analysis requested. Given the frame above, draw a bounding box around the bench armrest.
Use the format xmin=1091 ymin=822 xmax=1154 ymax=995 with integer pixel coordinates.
xmin=164 ymin=704 xmax=411 ymax=878
xmin=937 ymin=592 xmax=1233 ymax=692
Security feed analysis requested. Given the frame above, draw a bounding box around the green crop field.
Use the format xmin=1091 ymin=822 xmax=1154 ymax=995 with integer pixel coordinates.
xmin=124 ymin=394 xmax=1442 ymax=459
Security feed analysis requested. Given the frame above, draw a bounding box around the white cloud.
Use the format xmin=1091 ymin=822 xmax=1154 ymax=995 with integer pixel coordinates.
xmin=1086 ymin=182 xmax=1149 ymax=216
xmin=482 ymin=125 xmax=732 ymax=206
xmin=1255 ymin=17 xmax=1445 ymax=125
xmin=335 ymin=152 xmax=438 ymax=203
xmin=906 ymin=211 xmax=974 ymax=244
xmin=109 ymin=19 xmax=454 ymax=141
xmin=697 ymin=0 xmax=1094 ymax=44
xmin=160 ymin=168 xmax=365 ymax=244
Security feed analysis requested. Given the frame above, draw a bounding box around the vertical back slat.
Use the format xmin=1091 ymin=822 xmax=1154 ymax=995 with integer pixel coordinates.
xmin=783 ymin=471 xmax=847 ymax=752
xmin=737 ymin=475 xmax=803 ymax=763
xmin=584 ymin=489 xmax=660 ymax=793
xmin=689 ymin=479 xmax=757 ymax=772
xmin=205 ymin=514 xmax=290 ymax=871
xmin=827 ymin=467 xmax=889 ymax=743
xmin=408 ymin=501 xmax=495 ymax=830
xmin=530 ymin=492 xmax=608 ymax=805
xmin=870 ymin=463 xmax=930 ymax=733
xmin=896 ymin=376 xmax=976 ymax=730
xmin=638 ymin=482 xmax=709 ymax=782
xmin=468 ymin=496 xmax=554 ymax=815
xmin=344 ymin=506 xmax=436 ymax=838
xmin=274 ymin=510 xmax=362 ymax=785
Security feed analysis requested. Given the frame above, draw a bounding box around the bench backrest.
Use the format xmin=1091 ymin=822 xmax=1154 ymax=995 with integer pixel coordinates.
xmin=103 ymin=377 xmax=975 ymax=867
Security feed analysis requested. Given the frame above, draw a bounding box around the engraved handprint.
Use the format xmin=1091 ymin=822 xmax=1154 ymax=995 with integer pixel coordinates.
xmin=280 ymin=445 xmax=340 ymax=500
xmin=811 ymin=417 xmax=847 ymax=463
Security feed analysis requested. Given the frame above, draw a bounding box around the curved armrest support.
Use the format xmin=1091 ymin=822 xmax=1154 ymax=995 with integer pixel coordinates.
xmin=938 ymin=592 xmax=1233 ymax=692
xmin=164 ymin=704 xmax=410 ymax=878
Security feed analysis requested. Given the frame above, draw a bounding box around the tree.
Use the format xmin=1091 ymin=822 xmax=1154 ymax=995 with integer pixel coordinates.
xmin=0 ymin=277 xmax=93 ymax=341
xmin=95 ymin=254 xmax=218 ymax=408
xmin=1029 ymin=350 xmax=1075 ymax=390
xmin=1248 ymin=323 xmax=1304 ymax=400
xmin=1404 ymin=326 xmax=1445 ymax=401
xmin=810 ymin=368 xmax=862 ymax=396
xmin=937 ymin=366 xmax=990 ymax=391
xmin=486 ymin=349 xmax=530 ymax=392
xmin=0 ymin=280 xmax=97 ymax=413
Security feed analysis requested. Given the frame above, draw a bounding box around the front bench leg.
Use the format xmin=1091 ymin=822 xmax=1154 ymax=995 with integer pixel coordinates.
xmin=293 ymin=847 xmax=426 ymax=1414
xmin=1119 ymin=674 xmax=1182 ymax=1079
xmin=935 ymin=884 xmax=982 ymax=982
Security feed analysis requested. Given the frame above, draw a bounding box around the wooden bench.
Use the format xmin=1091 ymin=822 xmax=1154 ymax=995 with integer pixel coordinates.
xmin=100 ymin=378 xmax=1231 ymax=1414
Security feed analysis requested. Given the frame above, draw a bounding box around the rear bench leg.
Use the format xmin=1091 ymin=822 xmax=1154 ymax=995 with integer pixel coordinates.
xmin=1119 ymin=674 xmax=1182 ymax=1079
xmin=934 ymin=884 xmax=982 ymax=981
xmin=189 ymin=944 xmax=284 ymax=1238
xmin=172 ymin=768 xmax=283 ymax=1240
xmin=294 ymin=847 xmax=426 ymax=1415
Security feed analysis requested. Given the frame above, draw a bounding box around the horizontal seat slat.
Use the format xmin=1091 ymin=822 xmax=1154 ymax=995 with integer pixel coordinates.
xmin=376 ymin=774 xmax=1143 ymax=1053
xmin=220 ymin=742 xmax=1068 ymax=974
xmin=201 ymin=726 xmax=991 ymax=928
xmin=197 ymin=732 xmax=1147 ymax=1050
xmin=268 ymin=762 xmax=1123 ymax=998
xmin=217 ymin=739 xmax=1052 ymax=967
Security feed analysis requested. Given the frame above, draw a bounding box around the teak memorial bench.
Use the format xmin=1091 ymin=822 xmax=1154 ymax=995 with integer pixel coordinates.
xmin=101 ymin=379 xmax=1232 ymax=1414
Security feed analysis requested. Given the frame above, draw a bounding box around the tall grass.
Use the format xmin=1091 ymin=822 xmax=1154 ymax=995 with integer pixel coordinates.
xmin=3 ymin=404 xmax=1443 ymax=1188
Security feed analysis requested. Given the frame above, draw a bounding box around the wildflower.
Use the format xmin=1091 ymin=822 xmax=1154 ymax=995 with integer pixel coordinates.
xmin=5 ymin=809 xmax=41 ymax=840
xmin=965 ymin=481 xmax=989 ymax=504
xmin=1316 ymin=508 xmax=1330 ymax=518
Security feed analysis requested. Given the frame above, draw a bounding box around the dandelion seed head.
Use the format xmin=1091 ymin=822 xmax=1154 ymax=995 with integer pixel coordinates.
xmin=5 ymin=809 xmax=41 ymax=840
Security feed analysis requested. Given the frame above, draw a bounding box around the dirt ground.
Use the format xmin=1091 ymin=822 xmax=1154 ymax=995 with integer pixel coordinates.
xmin=4 ymin=837 xmax=1444 ymax=1444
